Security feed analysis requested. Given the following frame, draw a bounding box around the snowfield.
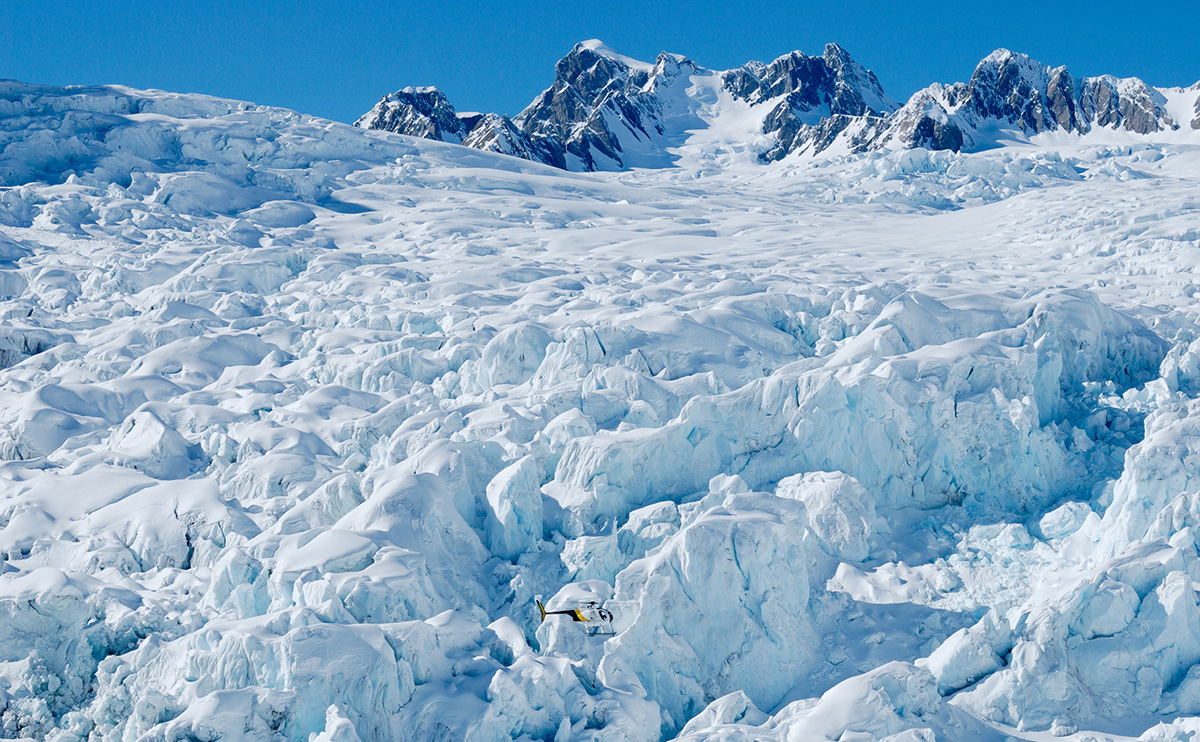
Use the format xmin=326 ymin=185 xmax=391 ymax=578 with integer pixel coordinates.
xmin=2 ymin=71 xmax=1200 ymax=742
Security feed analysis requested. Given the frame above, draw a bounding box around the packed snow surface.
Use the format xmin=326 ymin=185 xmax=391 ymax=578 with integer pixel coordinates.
xmin=2 ymin=77 xmax=1200 ymax=741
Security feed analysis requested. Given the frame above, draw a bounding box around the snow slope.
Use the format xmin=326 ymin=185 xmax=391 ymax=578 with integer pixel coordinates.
xmin=2 ymin=77 xmax=1200 ymax=741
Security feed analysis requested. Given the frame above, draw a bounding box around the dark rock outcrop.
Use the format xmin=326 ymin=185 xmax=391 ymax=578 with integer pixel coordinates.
xmin=1077 ymin=76 xmax=1173 ymax=134
xmin=355 ymin=86 xmax=564 ymax=168
xmin=355 ymin=87 xmax=471 ymax=143
xmin=513 ymin=43 xmax=705 ymax=170
xmin=462 ymin=113 xmax=566 ymax=169
xmin=738 ymin=44 xmax=897 ymax=160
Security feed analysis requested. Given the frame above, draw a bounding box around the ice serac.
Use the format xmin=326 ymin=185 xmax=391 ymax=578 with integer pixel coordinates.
xmin=876 ymin=49 xmax=1181 ymax=151
xmin=549 ymin=289 xmax=1165 ymax=525
xmin=675 ymin=662 xmax=1005 ymax=741
xmin=606 ymin=490 xmax=816 ymax=734
xmin=775 ymin=471 xmax=875 ymax=562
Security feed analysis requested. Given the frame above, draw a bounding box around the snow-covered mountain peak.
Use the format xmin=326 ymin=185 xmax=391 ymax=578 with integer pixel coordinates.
xmin=822 ymin=41 xmax=852 ymax=59
xmin=546 ymin=40 xmax=691 ymax=108
xmin=574 ymin=38 xmax=655 ymax=72
xmin=978 ymin=47 xmax=1024 ymax=65
xmin=354 ymin=86 xmax=469 ymax=143
xmin=966 ymin=48 xmax=1055 ymax=119
xmin=970 ymin=48 xmax=1050 ymax=88
xmin=360 ymin=40 xmax=900 ymax=168
xmin=650 ymin=51 xmax=700 ymax=78
xmin=358 ymin=42 xmax=1199 ymax=170
xmin=873 ymin=49 xmax=1196 ymax=153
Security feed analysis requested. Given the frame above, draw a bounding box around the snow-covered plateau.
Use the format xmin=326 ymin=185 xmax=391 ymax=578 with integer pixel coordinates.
xmin=2 ymin=40 xmax=1200 ymax=741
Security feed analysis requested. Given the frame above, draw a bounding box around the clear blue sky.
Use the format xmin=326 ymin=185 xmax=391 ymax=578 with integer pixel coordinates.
xmin=3 ymin=1 xmax=1197 ymax=123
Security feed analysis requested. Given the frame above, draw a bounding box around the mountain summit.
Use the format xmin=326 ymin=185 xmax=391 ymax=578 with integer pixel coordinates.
xmin=875 ymin=49 xmax=1193 ymax=151
xmin=356 ymin=40 xmax=899 ymax=169
xmin=357 ymin=42 xmax=1200 ymax=170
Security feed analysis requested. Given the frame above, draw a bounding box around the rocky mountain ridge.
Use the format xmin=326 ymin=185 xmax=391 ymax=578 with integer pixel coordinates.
xmin=876 ymin=49 xmax=1198 ymax=152
xmin=357 ymin=41 xmax=1200 ymax=170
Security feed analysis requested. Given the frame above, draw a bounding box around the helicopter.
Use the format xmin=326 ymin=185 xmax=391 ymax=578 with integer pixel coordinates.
xmin=536 ymin=597 xmax=615 ymax=636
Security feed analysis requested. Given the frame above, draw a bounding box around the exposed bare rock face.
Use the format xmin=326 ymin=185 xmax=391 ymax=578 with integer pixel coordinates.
xmin=727 ymin=44 xmax=898 ymax=161
xmin=1078 ymin=76 xmax=1174 ymax=134
xmin=355 ymin=87 xmax=471 ymax=143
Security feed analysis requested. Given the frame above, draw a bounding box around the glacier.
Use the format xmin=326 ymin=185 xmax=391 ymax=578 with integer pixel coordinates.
xmin=1 ymin=47 xmax=1200 ymax=742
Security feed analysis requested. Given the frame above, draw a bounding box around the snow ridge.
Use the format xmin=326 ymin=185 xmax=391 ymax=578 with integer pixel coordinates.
xmin=358 ymin=42 xmax=1200 ymax=169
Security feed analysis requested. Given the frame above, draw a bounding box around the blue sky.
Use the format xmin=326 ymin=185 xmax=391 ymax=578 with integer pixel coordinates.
xmin=3 ymin=1 xmax=1198 ymax=123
